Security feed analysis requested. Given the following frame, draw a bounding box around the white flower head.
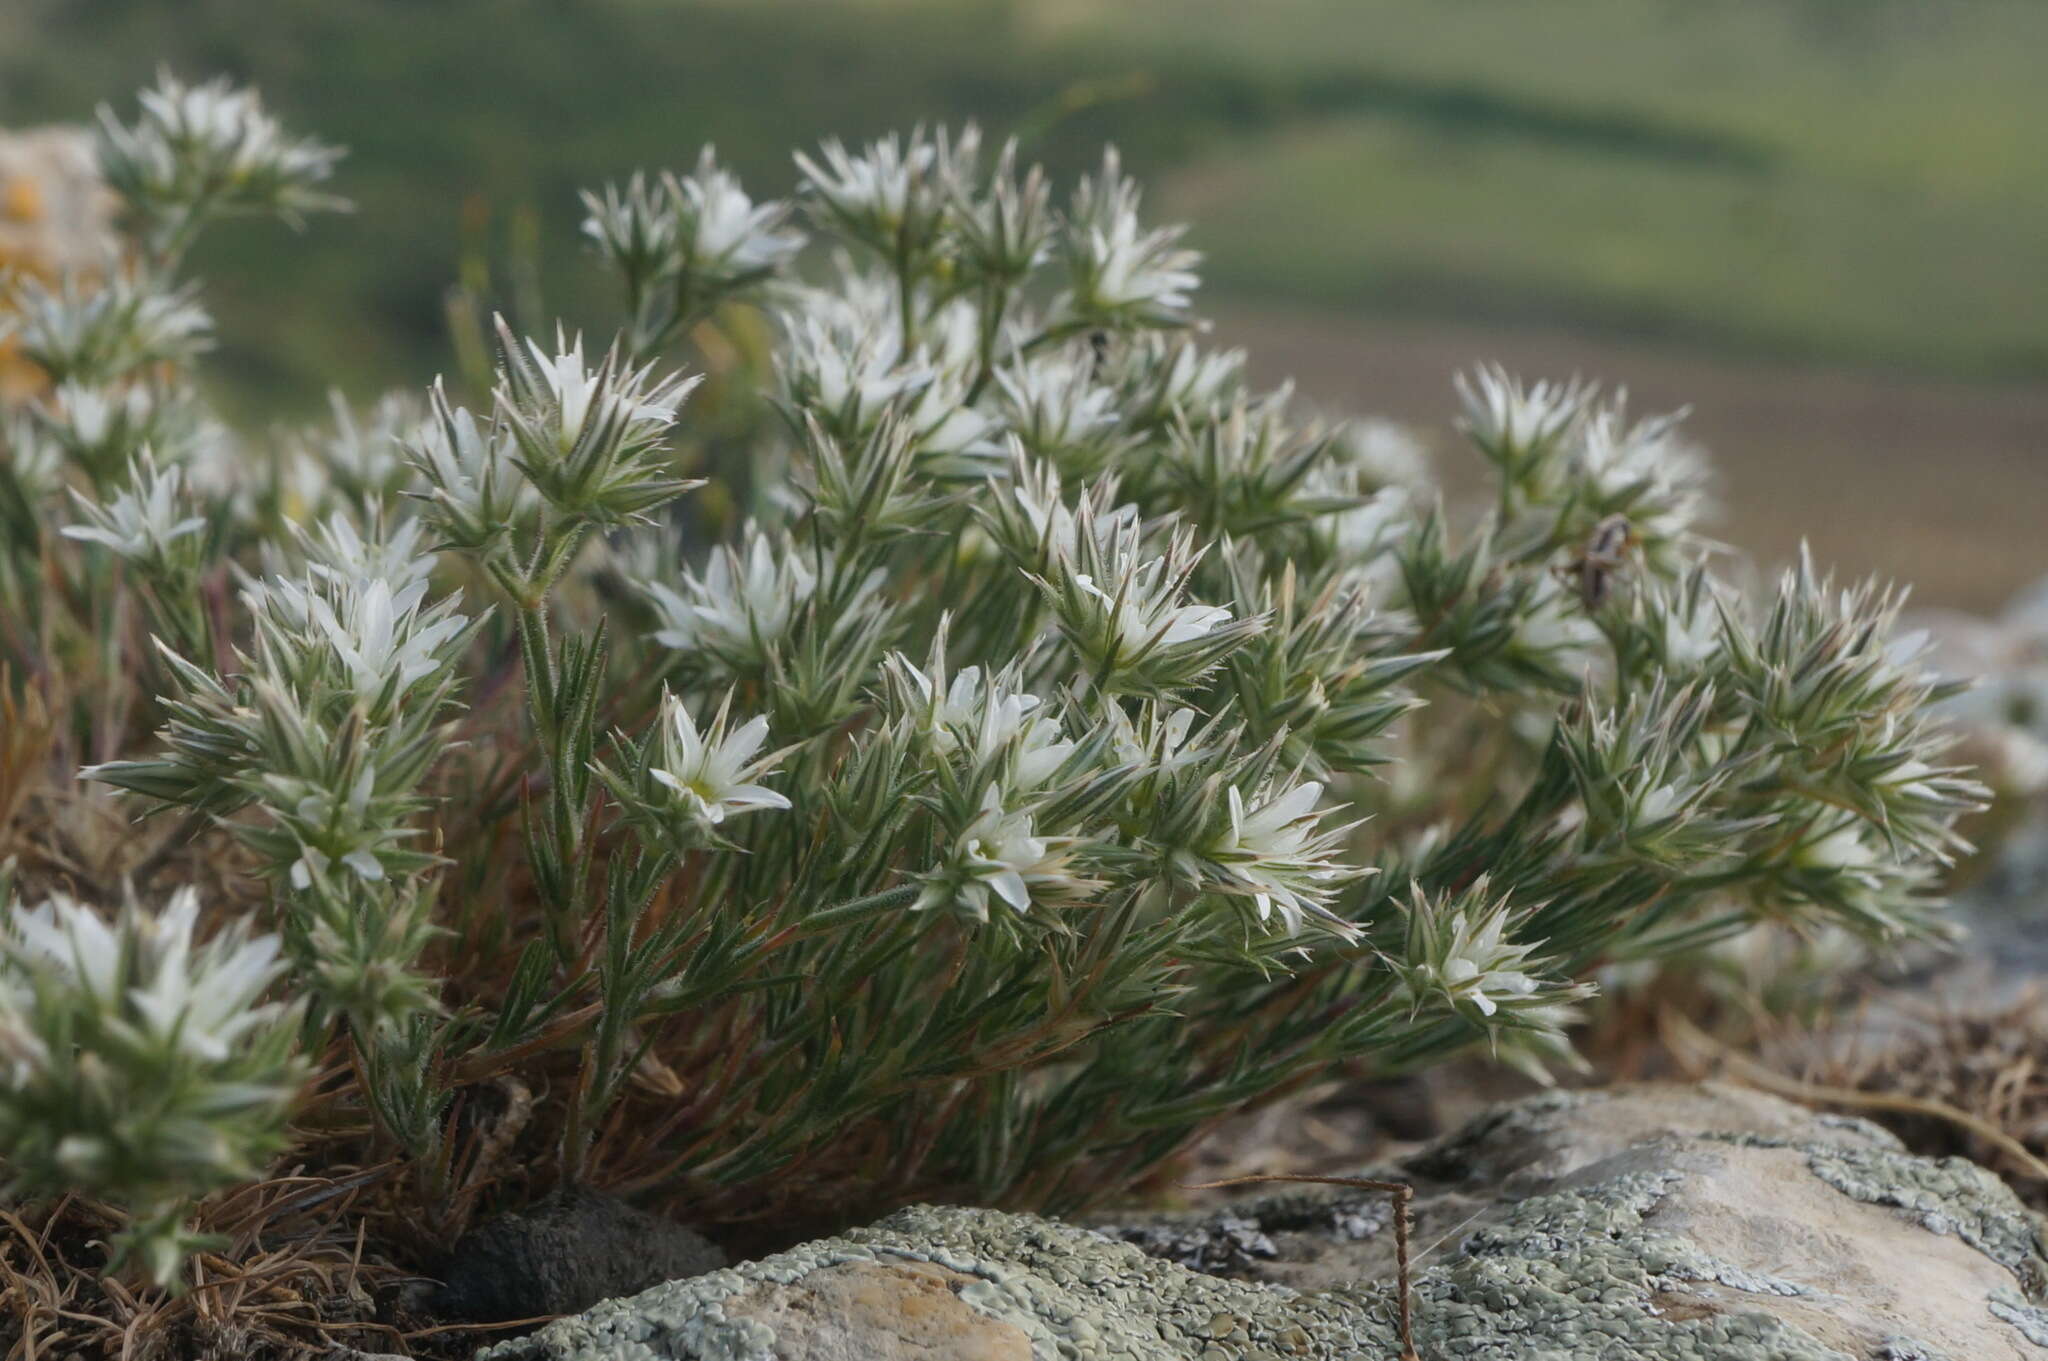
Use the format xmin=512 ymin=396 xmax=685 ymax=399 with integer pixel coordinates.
xmin=646 ymin=690 xmax=793 ymax=830
xmin=404 ymin=380 xmax=537 ymax=550
xmin=1107 ymin=334 xmax=1247 ymax=431
xmin=285 ymin=389 xmax=421 ymax=515
xmin=1567 ymin=396 xmax=1712 ymax=549
xmin=1200 ymin=777 xmax=1359 ymax=937
xmin=493 ymin=323 xmax=702 ymax=521
xmin=915 ymin=789 xmax=1092 ymax=922
xmin=2 ymin=409 xmax=66 ymax=506
xmin=1398 ymin=879 xmax=1559 ymax=1022
xmin=674 ymin=147 xmax=805 ymax=281
xmin=61 ymin=448 xmax=205 ymax=565
xmin=646 ymin=526 xmax=812 ymax=661
xmin=314 ymin=574 xmax=469 ymax=706
xmin=949 ymin=139 xmax=1053 ymax=282
xmin=515 ymin=329 xmax=683 ymax=451
xmin=3 ymin=269 xmax=213 ymax=385
xmin=1454 ymin=365 xmax=1595 ymax=477
xmin=1031 ymin=508 xmax=1254 ymax=694
xmin=582 ymin=151 xmax=804 ymax=303
xmin=795 ymin=126 xmax=980 ymax=259
xmin=2 ymin=888 xmax=294 ymax=1065
xmin=1075 ymin=562 xmax=1232 ymax=653
xmin=993 ymin=346 xmax=1126 ymax=478
xmin=891 ymin=652 xmax=1076 ymax=792
xmin=241 ymin=547 xmax=471 ymax=718
xmin=1331 ymin=417 xmax=1431 ymax=493
xmin=1795 ymin=822 xmax=1883 ymax=878
xmin=778 ymin=272 xmax=999 ymax=476
xmin=96 ymin=70 xmax=345 ymax=226
xmin=37 ymin=379 xmax=201 ymax=480
xmin=1058 ymin=149 xmax=1200 ymax=329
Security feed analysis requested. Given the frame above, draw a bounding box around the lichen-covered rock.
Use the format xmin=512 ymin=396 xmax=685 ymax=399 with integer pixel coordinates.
xmin=482 ymin=1084 xmax=2048 ymax=1361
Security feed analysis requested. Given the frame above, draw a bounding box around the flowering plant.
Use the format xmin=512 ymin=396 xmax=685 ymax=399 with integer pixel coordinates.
xmin=0 ymin=76 xmax=1986 ymax=1310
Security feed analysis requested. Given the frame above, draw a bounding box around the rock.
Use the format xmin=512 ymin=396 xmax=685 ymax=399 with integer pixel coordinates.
xmin=431 ymin=1186 xmax=725 ymax=1324
xmin=479 ymin=1202 xmax=1384 ymax=1360
xmin=482 ymin=1083 xmax=2048 ymax=1360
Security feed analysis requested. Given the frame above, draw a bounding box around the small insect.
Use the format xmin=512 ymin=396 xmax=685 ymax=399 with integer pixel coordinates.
xmin=1563 ymin=513 xmax=1635 ymax=609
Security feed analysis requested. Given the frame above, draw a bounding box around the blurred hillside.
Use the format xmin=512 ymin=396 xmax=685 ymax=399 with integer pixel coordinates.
xmin=4 ymin=0 xmax=2044 ymax=606
xmin=6 ymin=0 xmax=2046 ymax=406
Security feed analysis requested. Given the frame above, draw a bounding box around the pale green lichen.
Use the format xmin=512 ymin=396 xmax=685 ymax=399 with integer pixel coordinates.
xmin=484 ymin=1100 xmax=2048 ymax=1361
xmin=479 ymin=1204 xmax=1398 ymax=1361
xmin=1801 ymin=1144 xmax=2048 ymax=1296
xmin=486 ymin=1172 xmax=1845 ymax=1361
xmin=1989 ymin=1288 xmax=2048 ymax=1348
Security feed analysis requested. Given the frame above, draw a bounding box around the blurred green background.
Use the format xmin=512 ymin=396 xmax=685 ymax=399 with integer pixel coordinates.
xmin=4 ymin=0 xmax=2043 ymax=606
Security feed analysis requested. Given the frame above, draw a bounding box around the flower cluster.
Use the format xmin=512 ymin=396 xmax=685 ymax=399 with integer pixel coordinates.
xmin=583 ymin=149 xmax=804 ymax=352
xmin=89 ymin=525 xmax=474 ymax=1031
xmin=0 ymin=886 xmax=302 ymax=1286
xmin=96 ymin=70 xmax=345 ymax=261
xmin=0 ymin=77 xmax=1992 ymax=1293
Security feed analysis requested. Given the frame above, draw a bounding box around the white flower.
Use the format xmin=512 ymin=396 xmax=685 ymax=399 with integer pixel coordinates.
xmin=993 ymin=347 xmax=1125 ymax=476
xmin=950 ymin=140 xmax=1052 ymax=281
xmin=1398 ymin=881 xmax=1550 ymax=1020
xmin=915 ymin=789 xmax=1088 ymax=921
xmin=2 ymin=410 xmax=65 ymax=504
xmin=1106 ymin=704 xmax=1198 ymax=770
xmin=1569 ymin=398 xmax=1711 ymax=545
xmin=1634 ymin=782 xmax=1683 ymax=825
xmin=646 ymin=528 xmax=817 ymax=659
xmin=580 ymin=172 xmax=681 ymax=287
xmin=404 ymin=381 xmax=534 ymax=549
xmin=1 ymin=888 xmax=293 ymax=1066
xmin=297 ymin=514 xmax=436 ymax=595
xmin=6 ymin=893 xmax=125 ymax=1003
xmin=1031 ymin=511 xmax=1252 ymax=693
xmin=1203 ymin=779 xmax=1355 ymax=936
xmin=1325 ymin=485 xmax=1414 ymax=567
xmin=583 ymin=151 xmax=804 ymax=302
xmin=43 ymin=380 xmax=154 ymax=454
xmin=895 ymin=657 xmax=1075 ymax=790
xmin=1108 ymin=334 xmax=1247 ymax=428
xmin=2 ymin=270 xmax=213 ymax=383
xmin=493 ymin=324 xmax=701 ymax=520
xmin=674 ymin=147 xmax=804 ymax=280
xmin=311 ymin=574 xmax=469 ymax=705
xmin=959 ymin=792 xmax=1049 ymax=915
xmin=96 ymin=72 xmax=343 ymax=223
xmin=275 ymin=761 xmax=393 ymax=890
xmin=61 ymin=450 xmax=204 ymax=563
xmin=1077 ymin=211 xmax=1197 ymax=317
xmin=1454 ymin=365 xmax=1593 ymax=471
xmin=647 ymin=690 xmax=793 ymax=828
xmin=795 ymin=127 xmax=979 ymax=255
xmin=1075 ymin=565 xmax=1231 ymax=651
xmin=983 ymin=456 xmax=1135 ymax=566
xmin=517 ymin=330 xmax=684 ymax=451
xmin=241 ymin=551 xmax=470 ymax=714
xmin=1332 ymin=418 xmax=1430 ymax=492
xmin=1060 ymin=150 xmax=1199 ymax=327
xmin=798 ymin=134 xmax=929 ymax=231
xmin=124 ymin=889 xmax=291 ymax=1061
xmin=778 ymin=273 xmax=998 ymax=475
xmin=285 ymin=390 xmax=420 ymax=513
xmin=1514 ymin=577 xmax=1601 ymax=663
xmin=1796 ymin=823 xmax=1882 ymax=875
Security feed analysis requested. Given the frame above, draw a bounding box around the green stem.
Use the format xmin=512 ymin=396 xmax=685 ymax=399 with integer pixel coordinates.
xmin=800 ymin=883 xmax=920 ymax=934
